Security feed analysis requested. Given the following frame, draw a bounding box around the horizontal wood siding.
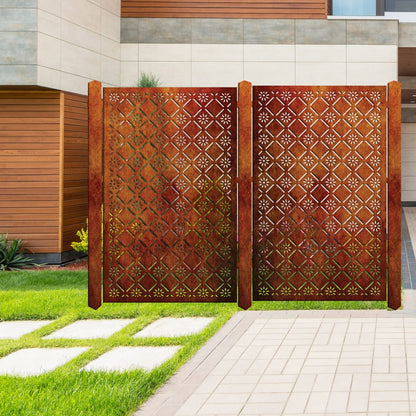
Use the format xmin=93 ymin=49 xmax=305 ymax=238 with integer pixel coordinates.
xmin=121 ymin=0 xmax=327 ymax=18
xmin=0 ymin=90 xmax=61 ymax=253
xmin=62 ymin=92 xmax=89 ymax=251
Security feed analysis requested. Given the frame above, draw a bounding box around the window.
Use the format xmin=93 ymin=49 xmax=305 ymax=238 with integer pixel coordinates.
xmin=385 ymin=0 xmax=416 ymax=12
xmin=332 ymin=0 xmax=377 ymax=15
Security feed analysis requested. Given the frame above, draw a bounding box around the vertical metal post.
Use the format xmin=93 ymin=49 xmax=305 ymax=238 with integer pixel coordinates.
xmin=88 ymin=81 xmax=103 ymax=310
xmin=387 ymin=80 xmax=401 ymax=310
xmin=238 ymin=81 xmax=252 ymax=310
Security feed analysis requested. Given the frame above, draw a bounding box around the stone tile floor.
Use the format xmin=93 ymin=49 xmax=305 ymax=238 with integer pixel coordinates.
xmin=43 ymin=319 xmax=135 ymax=339
xmin=0 ymin=347 xmax=89 ymax=377
xmin=0 ymin=318 xmax=213 ymax=377
xmin=83 ymin=346 xmax=181 ymax=372
xmin=133 ymin=209 xmax=416 ymax=416
xmin=134 ymin=317 xmax=214 ymax=338
xmin=0 ymin=320 xmax=53 ymax=339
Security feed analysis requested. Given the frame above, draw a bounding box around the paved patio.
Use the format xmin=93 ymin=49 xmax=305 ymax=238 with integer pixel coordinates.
xmin=134 ymin=208 xmax=416 ymax=416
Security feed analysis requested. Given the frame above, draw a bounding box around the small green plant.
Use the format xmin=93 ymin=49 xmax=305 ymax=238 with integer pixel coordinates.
xmin=136 ymin=72 xmax=161 ymax=87
xmin=71 ymin=220 xmax=88 ymax=254
xmin=0 ymin=233 xmax=35 ymax=271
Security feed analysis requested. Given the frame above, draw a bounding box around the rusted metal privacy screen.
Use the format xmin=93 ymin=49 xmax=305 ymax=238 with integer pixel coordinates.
xmin=253 ymin=86 xmax=387 ymax=301
xmin=102 ymin=88 xmax=237 ymax=302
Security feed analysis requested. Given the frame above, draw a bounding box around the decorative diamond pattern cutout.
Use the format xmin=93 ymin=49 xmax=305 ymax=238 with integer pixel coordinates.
xmin=253 ymin=86 xmax=387 ymax=301
xmin=103 ymin=88 xmax=237 ymax=302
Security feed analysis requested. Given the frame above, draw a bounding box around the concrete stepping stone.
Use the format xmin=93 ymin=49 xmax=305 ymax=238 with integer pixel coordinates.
xmin=0 ymin=321 xmax=53 ymax=339
xmin=82 ymin=346 xmax=180 ymax=372
xmin=0 ymin=347 xmax=89 ymax=377
xmin=133 ymin=317 xmax=214 ymax=338
xmin=43 ymin=319 xmax=135 ymax=339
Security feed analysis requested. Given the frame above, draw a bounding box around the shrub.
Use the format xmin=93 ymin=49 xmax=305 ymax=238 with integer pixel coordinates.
xmin=71 ymin=221 xmax=88 ymax=254
xmin=136 ymin=72 xmax=161 ymax=87
xmin=0 ymin=233 xmax=35 ymax=271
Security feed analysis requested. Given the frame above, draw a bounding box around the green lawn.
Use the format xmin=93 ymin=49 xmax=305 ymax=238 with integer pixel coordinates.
xmin=0 ymin=270 xmax=388 ymax=416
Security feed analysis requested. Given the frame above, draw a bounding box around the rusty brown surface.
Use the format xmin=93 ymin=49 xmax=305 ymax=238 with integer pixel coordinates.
xmin=388 ymin=81 xmax=402 ymax=310
xmin=88 ymin=80 xmax=103 ymax=309
xmin=102 ymin=88 xmax=237 ymax=302
xmin=238 ymin=81 xmax=253 ymax=310
xmin=252 ymin=86 xmax=387 ymax=301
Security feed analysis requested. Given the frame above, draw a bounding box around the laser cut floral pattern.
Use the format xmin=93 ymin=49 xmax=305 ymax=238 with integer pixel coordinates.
xmin=103 ymin=88 xmax=237 ymax=302
xmin=253 ymin=86 xmax=387 ymax=301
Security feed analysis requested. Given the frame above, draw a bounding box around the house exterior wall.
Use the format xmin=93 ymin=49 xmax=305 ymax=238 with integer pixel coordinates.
xmin=120 ymin=19 xmax=398 ymax=87
xmin=0 ymin=1 xmax=38 ymax=85
xmin=0 ymin=89 xmax=61 ymax=254
xmin=120 ymin=0 xmax=327 ymax=19
xmin=62 ymin=92 xmax=88 ymax=252
xmin=37 ymin=0 xmax=121 ymax=95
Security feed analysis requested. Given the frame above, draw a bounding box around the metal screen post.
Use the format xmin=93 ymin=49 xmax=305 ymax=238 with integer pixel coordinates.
xmin=238 ymin=81 xmax=253 ymax=309
xmin=387 ymin=80 xmax=401 ymax=310
xmin=88 ymin=80 xmax=103 ymax=310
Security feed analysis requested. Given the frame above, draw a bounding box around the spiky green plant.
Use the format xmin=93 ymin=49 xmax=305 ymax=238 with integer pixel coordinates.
xmin=136 ymin=72 xmax=161 ymax=87
xmin=0 ymin=233 xmax=35 ymax=271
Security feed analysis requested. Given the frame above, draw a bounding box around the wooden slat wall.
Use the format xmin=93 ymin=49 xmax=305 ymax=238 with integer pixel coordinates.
xmin=0 ymin=90 xmax=61 ymax=253
xmin=121 ymin=0 xmax=327 ymax=18
xmin=62 ymin=92 xmax=88 ymax=252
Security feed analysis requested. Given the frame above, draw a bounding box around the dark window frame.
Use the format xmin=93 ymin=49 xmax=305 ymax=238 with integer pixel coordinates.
xmin=327 ymin=0 xmax=385 ymax=16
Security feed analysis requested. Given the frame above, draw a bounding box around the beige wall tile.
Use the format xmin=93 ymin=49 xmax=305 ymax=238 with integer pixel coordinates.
xmin=403 ymin=177 xmax=416 ymax=191
xmin=140 ymin=61 xmax=191 ymax=87
xmin=37 ymin=32 xmax=61 ymax=68
xmin=92 ymin=0 xmax=121 ymax=16
xmin=61 ymin=71 xmax=90 ymax=95
xmin=121 ymin=61 xmax=139 ymax=86
xmin=347 ymin=45 xmax=397 ymax=63
xmin=38 ymin=0 xmax=61 ymax=16
xmin=244 ymin=44 xmax=295 ymax=62
xmin=121 ymin=44 xmax=139 ymax=61
xmin=296 ymin=45 xmax=346 ymax=63
xmin=192 ymin=44 xmax=243 ymax=62
xmin=402 ymin=147 xmax=416 ymax=162
xmin=139 ymin=43 xmax=191 ymax=62
xmin=347 ymin=62 xmax=397 ymax=84
xmin=101 ymin=56 xmax=120 ymax=86
xmin=191 ymin=62 xmax=242 ymax=87
xmin=38 ymin=9 xmax=61 ymax=37
xmin=101 ymin=8 xmax=120 ymax=42
xmin=296 ymin=62 xmax=346 ymax=85
xmin=61 ymin=0 xmax=101 ymax=34
xmin=403 ymin=190 xmax=416 ymax=201
xmin=403 ymin=123 xmax=416 ymax=133
xmin=61 ymin=42 xmax=101 ymax=80
xmin=37 ymin=65 xmax=61 ymax=90
xmin=61 ymin=20 xmax=101 ymax=53
xmin=244 ymin=62 xmax=295 ymax=85
xmin=102 ymin=37 xmax=120 ymax=60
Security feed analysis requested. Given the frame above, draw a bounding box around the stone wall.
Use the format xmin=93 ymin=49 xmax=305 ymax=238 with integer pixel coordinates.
xmin=120 ymin=18 xmax=398 ymax=87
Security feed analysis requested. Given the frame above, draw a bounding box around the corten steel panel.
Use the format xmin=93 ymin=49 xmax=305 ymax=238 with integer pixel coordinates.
xmin=388 ymin=81 xmax=402 ymax=310
xmin=238 ymin=81 xmax=253 ymax=310
xmin=88 ymin=81 xmax=103 ymax=310
xmin=102 ymin=88 xmax=237 ymax=302
xmin=253 ymin=86 xmax=387 ymax=301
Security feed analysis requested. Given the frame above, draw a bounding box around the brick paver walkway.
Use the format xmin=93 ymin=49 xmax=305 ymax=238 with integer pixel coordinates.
xmin=135 ymin=290 xmax=416 ymax=416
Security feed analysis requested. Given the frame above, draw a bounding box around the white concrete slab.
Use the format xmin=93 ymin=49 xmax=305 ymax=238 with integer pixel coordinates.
xmin=133 ymin=317 xmax=214 ymax=338
xmin=82 ymin=346 xmax=180 ymax=372
xmin=0 ymin=347 xmax=89 ymax=377
xmin=0 ymin=321 xmax=53 ymax=339
xmin=43 ymin=319 xmax=135 ymax=339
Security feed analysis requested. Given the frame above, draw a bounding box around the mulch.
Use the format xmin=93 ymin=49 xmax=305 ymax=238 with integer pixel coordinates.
xmin=28 ymin=257 xmax=88 ymax=271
